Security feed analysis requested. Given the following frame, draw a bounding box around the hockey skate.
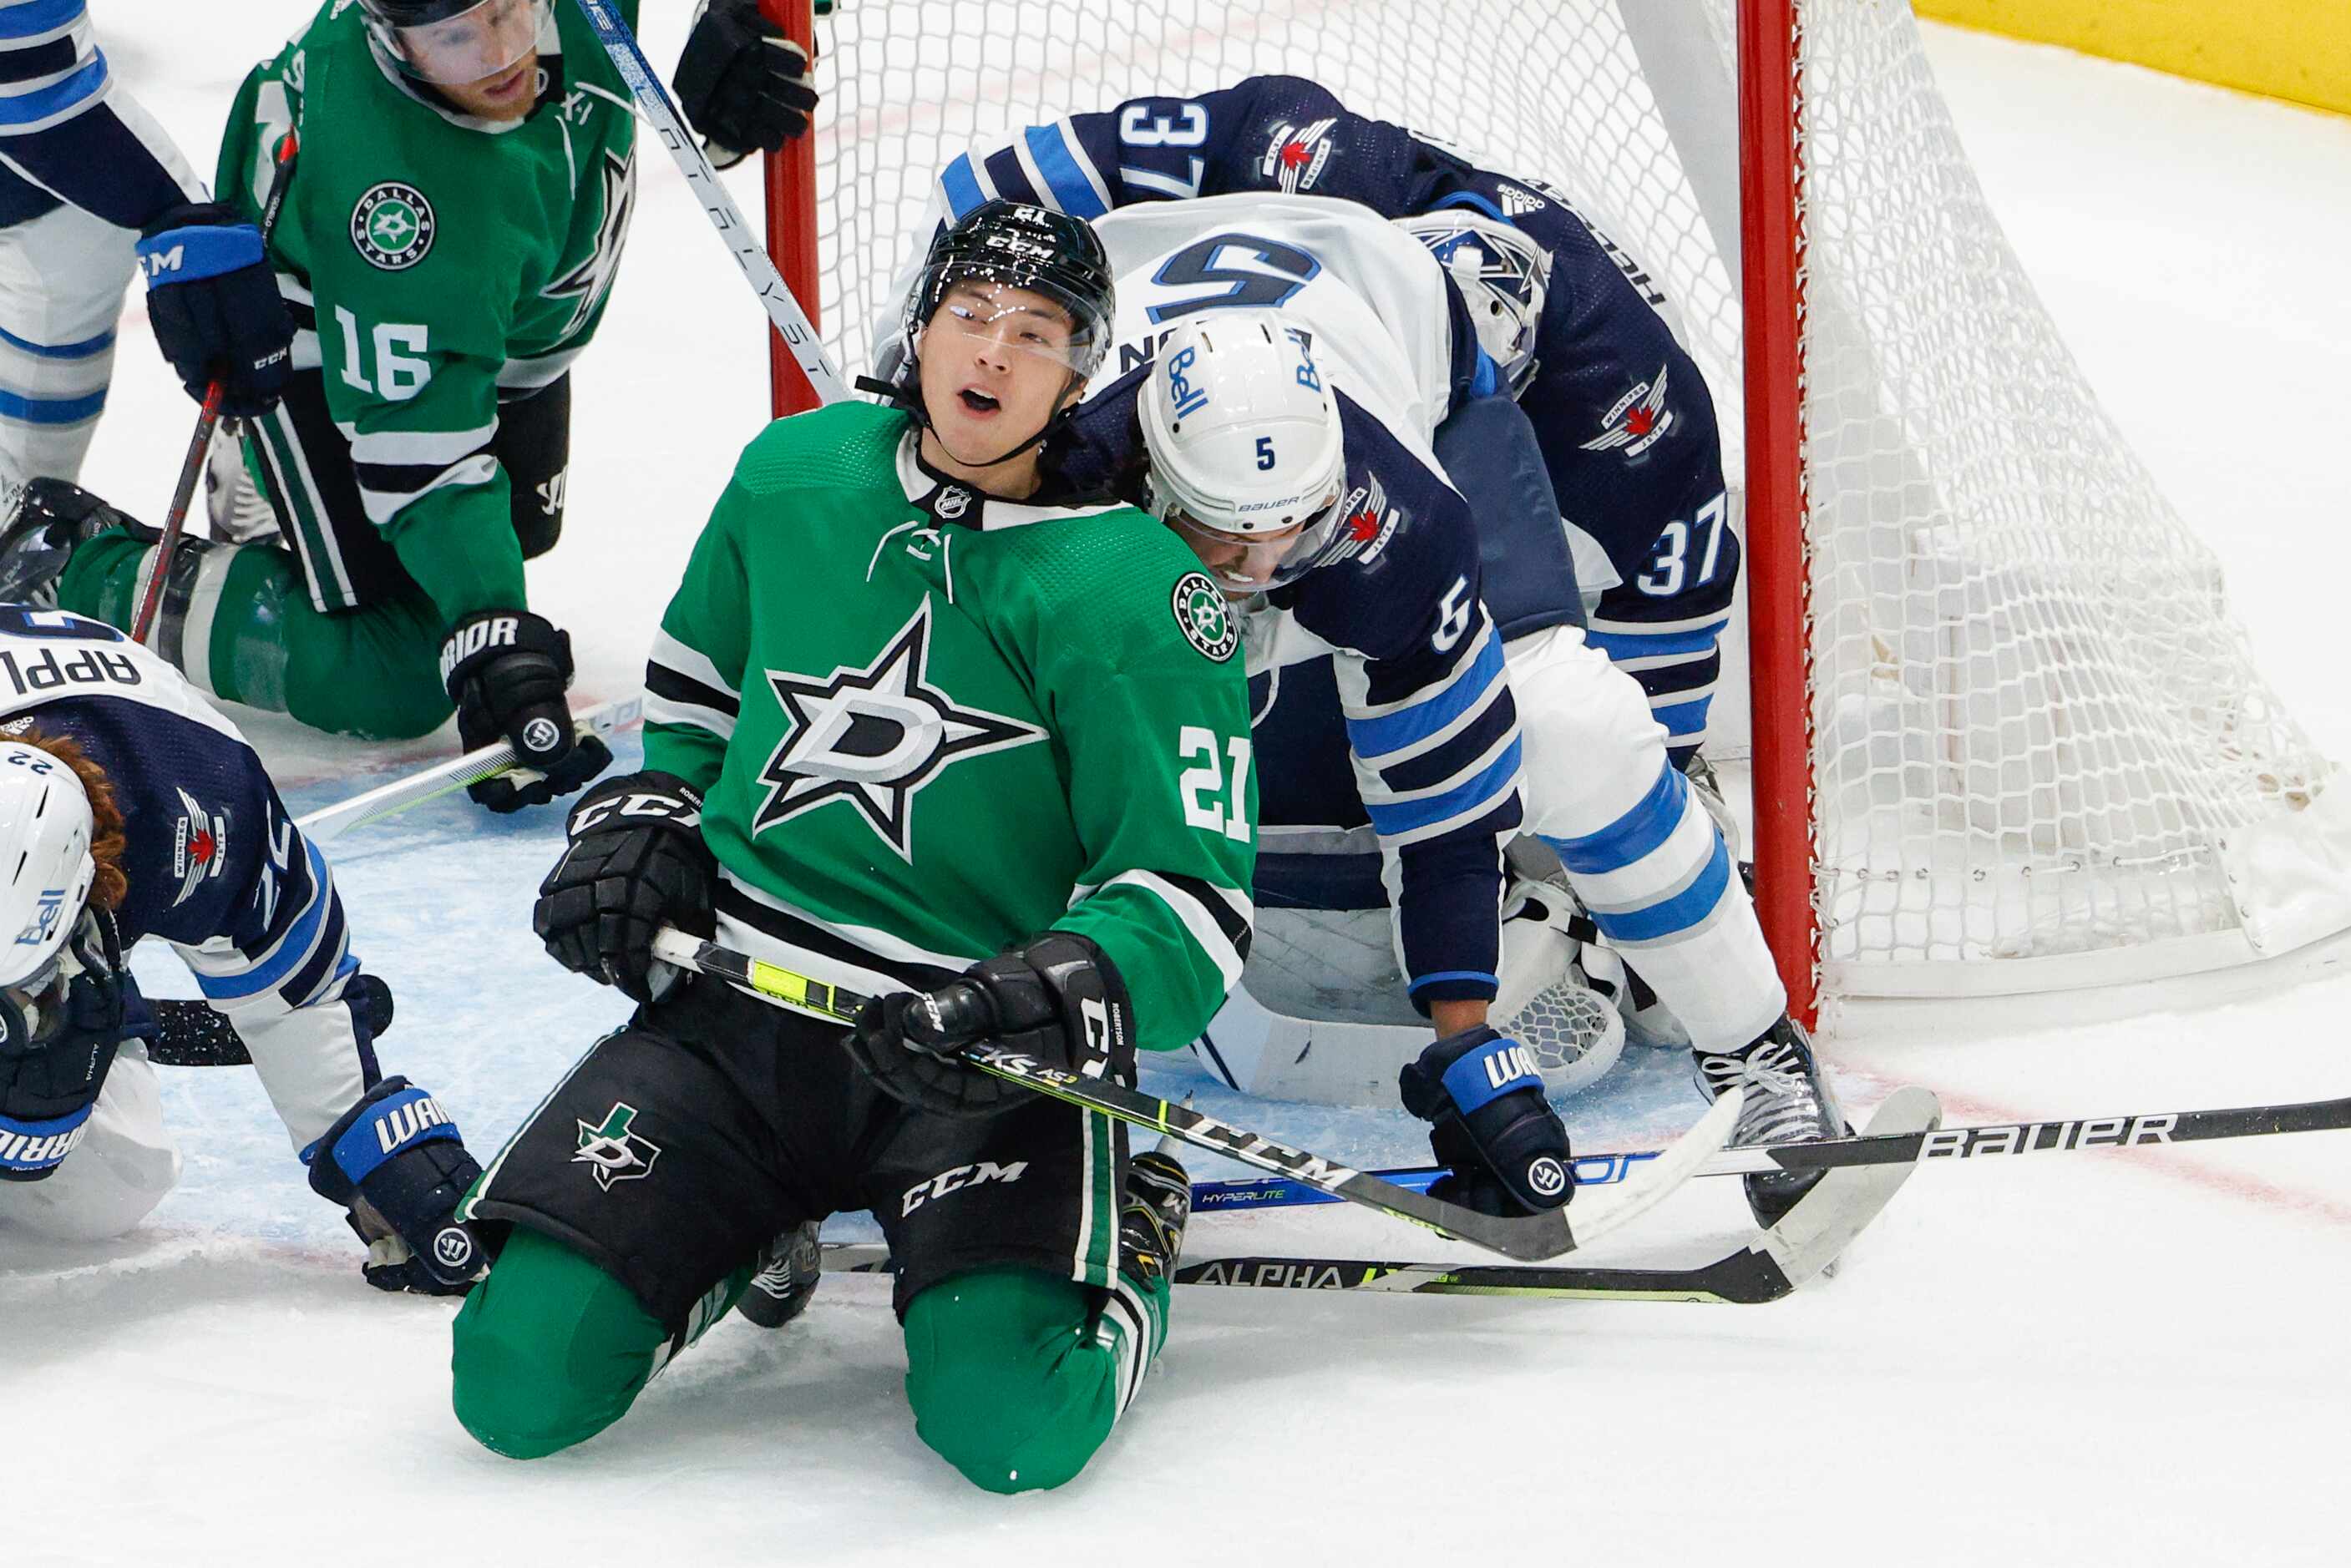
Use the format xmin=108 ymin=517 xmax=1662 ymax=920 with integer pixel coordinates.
xmin=1692 ymin=1016 xmax=1847 ymax=1227
xmin=737 ymin=1219 xmax=822 ymax=1329
xmin=1118 ymin=1147 xmax=1191 ymax=1287
xmin=0 ymin=479 xmax=153 ymax=608
xmin=205 ymin=422 xmax=281 ymax=544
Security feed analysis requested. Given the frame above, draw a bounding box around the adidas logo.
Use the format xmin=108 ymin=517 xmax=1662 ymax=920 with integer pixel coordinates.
xmin=1498 ymin=185 xmax=1547 ymax=217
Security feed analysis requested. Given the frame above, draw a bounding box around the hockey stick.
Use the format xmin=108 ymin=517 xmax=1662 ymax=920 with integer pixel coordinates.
xmin=134 ymin=131 xmax=300 ymax=645
xmin=820 ymin=1087 xmax=1941 ymax=1302
xmin=1198 ymin=1085 xmax=2351 ymax=1201
xmin=292 ymin=694 xmax=643 ymax=846
xmin=650 ymin=928 xmax=1741 ymax=1262
xmin=569 ymin=0 xmax=847 ymax=405
xmin=144 ymin=974 xmax=395 ymax=1069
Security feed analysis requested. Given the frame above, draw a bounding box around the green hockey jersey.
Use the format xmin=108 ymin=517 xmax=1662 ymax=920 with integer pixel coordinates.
xmin=215 ymin=0 xmax=640 ymax=621
xmin=643 ymin=403 xmax=1257 ymax=1053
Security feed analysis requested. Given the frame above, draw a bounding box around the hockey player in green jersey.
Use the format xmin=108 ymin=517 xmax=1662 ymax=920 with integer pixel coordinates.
xmin=0 ymin=0 xmax=816 ymax=812
xmin=447 ymin=202 xmax=1256 ymax=1493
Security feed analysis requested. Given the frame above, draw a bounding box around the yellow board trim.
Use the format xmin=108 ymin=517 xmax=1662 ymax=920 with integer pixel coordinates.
xmin=1918 ymin=0 xmax=2351 ymax=119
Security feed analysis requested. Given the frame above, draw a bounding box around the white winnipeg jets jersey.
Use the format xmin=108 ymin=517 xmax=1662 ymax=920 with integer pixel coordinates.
xmin=1083 ymin=192 xmax=1461 ymax=453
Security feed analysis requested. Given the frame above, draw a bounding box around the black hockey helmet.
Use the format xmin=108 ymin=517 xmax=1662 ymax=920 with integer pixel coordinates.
xmin=899 ymin=200 xmax=1117 ymax=383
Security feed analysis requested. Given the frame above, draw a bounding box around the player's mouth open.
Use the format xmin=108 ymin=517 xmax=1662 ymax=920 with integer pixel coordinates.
xmin=957 ymin=388 xmax=1001 ymax=414
xmin=480 ymin=62 xmax=532 ymax=101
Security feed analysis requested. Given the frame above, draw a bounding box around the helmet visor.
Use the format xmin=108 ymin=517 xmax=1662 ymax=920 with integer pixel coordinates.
xmin=385 ymin=0 xmax=549 ymax=85
xmin=1164 ymin=492 xmax=1346 ymax=594
xmin=920 ymin=282 xmax=1102 ymax=378
xmin=1 ymin=944 xmax=73 ymax=1050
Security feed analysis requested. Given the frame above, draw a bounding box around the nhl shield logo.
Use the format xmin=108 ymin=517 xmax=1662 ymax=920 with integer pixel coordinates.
xmin=574 ymin=1102 xmax=662 ymax=1190
xmin=1171 ymin=572 xmax=1238 ymax=662
xmin=352 ymin=182 xmax=437 ymax=271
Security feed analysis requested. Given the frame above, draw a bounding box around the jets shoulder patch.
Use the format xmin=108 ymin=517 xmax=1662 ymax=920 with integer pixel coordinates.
xmin=1172 ymin=572 xmax=1238 ymax=663
xmin=352 ymin=182 xmax=437 ymax=271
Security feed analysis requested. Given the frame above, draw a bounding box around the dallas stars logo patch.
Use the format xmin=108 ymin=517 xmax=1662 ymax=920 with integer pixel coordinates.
xmin=351 ymin=182 xmax=436 ymax=271
xmin=574 ymin=1102 xmax=661 ymax=1190
xmin=1171 ymin=572 xmax=1238 ymax=662
xmin=754 ymin=599 xmax=1045 ymax=860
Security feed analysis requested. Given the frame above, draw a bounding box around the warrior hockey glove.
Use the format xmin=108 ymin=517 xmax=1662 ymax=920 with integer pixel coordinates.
xmin=1398 ymin=1025 xmax=1576 ymax=1216
xmin=136 ymin=204 xmax=294 ymax=418
xmin=534 ymin=771 xmax=717 ymax=1004
xmin=672 ymin=0 xmax=818 ymax=168
xmin=440 ymin=609 xmax=613 ymax=813
xmin=846 ymin=932 xmax=1135 ymax=1119
xmin=307 ymin=1077 xmax=484 ymax=1296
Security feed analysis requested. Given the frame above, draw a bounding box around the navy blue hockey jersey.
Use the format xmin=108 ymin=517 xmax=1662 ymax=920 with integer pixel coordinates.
xmin=0 ymin=2 xmax=201 ymax=229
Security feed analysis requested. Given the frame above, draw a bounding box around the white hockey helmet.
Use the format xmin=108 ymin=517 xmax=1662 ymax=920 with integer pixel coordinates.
xmin=1395 ymin=210 xmax=1553 ymax=397
xmin=1140 ymin=311 xmax=1350 ymax=594
xmin=0 ymin=740 xmax=97 ymax=1048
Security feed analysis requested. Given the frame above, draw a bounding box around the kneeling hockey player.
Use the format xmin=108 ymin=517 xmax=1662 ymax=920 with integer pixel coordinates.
xmin=0 ymin=0 xmax=815 ymax=816
xmin=0 ymin=599 xmax=485 ymax=1295
xmin=449 ymin=202 xmax=1308 ymax=1493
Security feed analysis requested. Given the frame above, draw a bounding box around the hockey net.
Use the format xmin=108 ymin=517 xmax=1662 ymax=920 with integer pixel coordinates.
xmin=763 ymin=0 xmax=2351 ymax=1015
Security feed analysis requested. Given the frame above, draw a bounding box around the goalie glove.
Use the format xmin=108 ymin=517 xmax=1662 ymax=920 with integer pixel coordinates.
xmin=1398 ymin=1025 xmax=1576 ymax=1216
xmin=307 ymin=1077 xmax=485 ymax=1296
xmin=845 ymin=933 xmax=1134 ymax=1119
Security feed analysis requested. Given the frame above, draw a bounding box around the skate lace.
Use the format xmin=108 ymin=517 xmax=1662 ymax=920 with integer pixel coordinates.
xmin=1695 ymin=1039 xmax=1834 ymax=1147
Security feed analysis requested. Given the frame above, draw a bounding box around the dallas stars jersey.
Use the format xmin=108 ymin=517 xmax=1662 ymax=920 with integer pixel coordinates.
xmin=643 ymin=403 xmax=1256 ymax=1052
xmin=214 ymin=0 xmax=639 ymax=620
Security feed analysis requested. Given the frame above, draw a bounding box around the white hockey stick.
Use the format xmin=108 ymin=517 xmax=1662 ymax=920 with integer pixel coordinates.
xmin=295 ymin=695 xmax=644 ymax=846
xmin=569 ymin=0 xmax=848 ymax=406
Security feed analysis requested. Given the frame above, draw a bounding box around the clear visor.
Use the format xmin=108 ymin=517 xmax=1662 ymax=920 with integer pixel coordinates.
xmin=922 ymin=290 xmax=1097 ymax=377
xmin=387 ymin=0 xmax=549 ymax=86
xmin=2 ymin=939 xmax=79 ymax=1050
xmin=1164 ymin=493 xmax=1345 ymax=594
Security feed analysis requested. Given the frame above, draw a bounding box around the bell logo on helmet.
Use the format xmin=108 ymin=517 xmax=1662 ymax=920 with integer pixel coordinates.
xmin=1171 ymin=573 xmax=1239 ymax=662
xmin=13 ymin=888 xmax=65 ymax=948
xmin=1165 ymin=346 xmax=1209 ymax=419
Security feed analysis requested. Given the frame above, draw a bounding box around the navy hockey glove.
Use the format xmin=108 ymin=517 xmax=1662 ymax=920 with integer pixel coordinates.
xmin=440 ymin=609 xmax=613 ymax=813
xmin=136 ymin=204 xmax=294 ymax=418
xmin=1398 ymin=1026 xmax=1575 ymax=1216
xmin=534 ymin=771 xmax=716 ymax=1004
xmin=672 ymin=0 xmax=818 ymax=168
xmin=846 ymin=932 xmax=1134 ymax=1119
xmin=307 ymin=1077 xmax=484 ymax=1295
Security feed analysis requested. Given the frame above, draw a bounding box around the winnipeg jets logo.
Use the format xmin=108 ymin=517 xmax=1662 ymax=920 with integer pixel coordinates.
xmin=574 ymin=1102 xmax=661 ymax=1190
xmin=171 ymin=787 xmax=231 ymax=908
xmin=753 ymin=599 xmax=1045 ymax=860
xmin=1579 ymin=363 xmax=1675 ymax=458
xmin=1261 ymin=119 xmax=1337 ymax=193
xmin=545 ymin=149 xmax=637 ymax=336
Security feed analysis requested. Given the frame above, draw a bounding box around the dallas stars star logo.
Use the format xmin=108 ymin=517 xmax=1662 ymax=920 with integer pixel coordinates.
xmin=754 ymin=599 xmax=1044 ymax=859
xmin=545 ymin=149 xmax=636 ymax=336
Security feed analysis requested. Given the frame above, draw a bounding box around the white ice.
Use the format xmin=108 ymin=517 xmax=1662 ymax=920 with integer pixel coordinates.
xmin=8 ymin=11 xmax=2351 ymax=1565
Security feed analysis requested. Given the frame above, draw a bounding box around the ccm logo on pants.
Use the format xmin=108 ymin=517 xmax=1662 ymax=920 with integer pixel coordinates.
xmin=901 ymin=1160 xmax=1028 ymax=1216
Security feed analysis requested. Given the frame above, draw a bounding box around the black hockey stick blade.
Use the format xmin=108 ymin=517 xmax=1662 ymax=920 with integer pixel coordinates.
xmin=812 ymin=1089 xmax=1939 ymax=1305
xmin=649 ymin=928 xmax=1743 ymax=1262
xmin=144 ymin=975 xmax=396 ymax=1068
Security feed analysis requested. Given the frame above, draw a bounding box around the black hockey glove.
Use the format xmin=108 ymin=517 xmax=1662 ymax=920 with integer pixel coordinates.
xmin=1398 ymin=1025 xmax=1575 ymax=1216
xmin=534 ymin=771 xmax=717 ymax=1004
xmin=846 ymin=932 xmax=1134 ymax=1120
xmin=672 ymin=0 xmax=818 ymax=168
xmin=135 ymin=204 xmax=294 ymax=418
xmin=439 ymin=609 xmax=613 ymax=813
xmin=307 ymin=1077 xmax=485 ymax=1296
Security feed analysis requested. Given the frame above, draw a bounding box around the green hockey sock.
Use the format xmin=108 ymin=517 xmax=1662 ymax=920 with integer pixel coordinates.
xmin=449 ymin=1228 xmax=751 ymax=1459
xmin=58 ymin=529 xmax=453 ymax=739
xmin=901 ymin=1266 xmax=1171 ymax=1495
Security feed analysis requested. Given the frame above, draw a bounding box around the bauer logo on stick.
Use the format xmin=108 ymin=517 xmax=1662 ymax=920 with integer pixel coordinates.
xmin=1171 ymin=572 xmax=1238 ymax=662
xmin=351 ymin=182 xmax=437 ymax=271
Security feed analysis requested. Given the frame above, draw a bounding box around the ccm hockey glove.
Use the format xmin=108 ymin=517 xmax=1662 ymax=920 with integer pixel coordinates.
xmin=672 ymin=0 xmax=818 ymax=168
xmin=135 ymin=204 xmax=294 ymax=418
xmin=1398 ymin=1025 xmax=1576 ymax=1216
xmin=846 ymin=932 xmax=1135 ymax=1119
xmin=440 ymin=609 xmax=613 ymax=813
xmin=307 ymin=1077 xmax=485 ymax=1296
xmin=534 ymin=771 xmax=717 ymax=1004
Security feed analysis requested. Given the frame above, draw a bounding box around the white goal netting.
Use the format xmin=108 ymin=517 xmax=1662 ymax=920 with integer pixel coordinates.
xmin=788 ymin=0 xmax=2351 ymax=1002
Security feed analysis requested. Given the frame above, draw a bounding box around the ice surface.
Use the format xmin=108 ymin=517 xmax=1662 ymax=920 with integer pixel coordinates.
xmin=7 ymin=13 xmax=2349 ymax=1565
